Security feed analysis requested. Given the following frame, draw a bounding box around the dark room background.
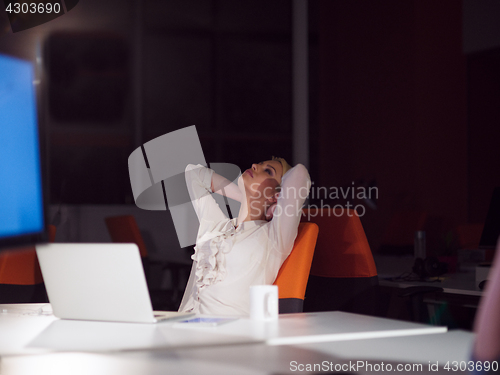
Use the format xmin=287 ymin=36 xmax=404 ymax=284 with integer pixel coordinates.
xmin=1 ymin=0 xmax=499 ymax=254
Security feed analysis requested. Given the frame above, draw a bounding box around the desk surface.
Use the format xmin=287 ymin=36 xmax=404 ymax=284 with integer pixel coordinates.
xmin=1 ymin=331 xmax=475 ymax=375
xmin=0 ymin=304 xmax=477 ymax=375
xmin=0 ymin=304 xmax=446 ymax=355
xmin=296 ymin=330 xmax=474 ymax=365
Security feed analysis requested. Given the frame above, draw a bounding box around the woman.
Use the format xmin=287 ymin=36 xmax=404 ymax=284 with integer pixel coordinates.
xmin=179 ymin=157 xmax=310 ymax=316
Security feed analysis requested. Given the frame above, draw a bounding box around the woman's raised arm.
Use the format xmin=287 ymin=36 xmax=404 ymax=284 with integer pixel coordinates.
xmin=211 ymin=172 xmax=242 ymax=203
xmin=269 ymin=164 xmax=311 ymax=259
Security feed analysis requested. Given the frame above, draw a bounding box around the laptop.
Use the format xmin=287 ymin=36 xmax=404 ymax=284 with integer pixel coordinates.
xmin=36 ymin=243 xmax=194 ymax=323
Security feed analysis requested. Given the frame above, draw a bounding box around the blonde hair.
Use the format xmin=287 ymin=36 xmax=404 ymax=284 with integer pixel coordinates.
xmin=272 ymin=156 xmax=292 ymax=178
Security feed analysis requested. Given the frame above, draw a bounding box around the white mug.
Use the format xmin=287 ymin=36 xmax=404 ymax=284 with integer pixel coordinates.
xmin=250 ymin=285 xmax=279 ymax=321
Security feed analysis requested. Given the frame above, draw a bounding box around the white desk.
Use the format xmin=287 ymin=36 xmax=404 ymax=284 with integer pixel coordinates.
xmin=1 ymin=331 xmax=475 ymax=375
xmin=296 ymin=330 xmax=475 ymax=365
xmin=0 ymin=304 xmax=478 ymax=375
xmin=0 ymin=304 xmax=446 ymax=355
xmin=0 ymin=304 xmax=258 ymax=355
xmin=213 ymin=311 xmax=447 ymax=346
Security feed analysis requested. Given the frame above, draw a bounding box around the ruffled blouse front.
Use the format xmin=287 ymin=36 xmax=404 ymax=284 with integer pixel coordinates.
xmin=191 ymin=219 xmax=235 ymax=301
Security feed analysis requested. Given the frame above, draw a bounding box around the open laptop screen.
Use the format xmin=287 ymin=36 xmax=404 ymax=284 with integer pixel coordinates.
xmin=0 ymin=54 xmax=46 ymax=250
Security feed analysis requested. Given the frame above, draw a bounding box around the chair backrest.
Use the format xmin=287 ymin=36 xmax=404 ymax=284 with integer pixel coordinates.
xmin=273 ymin=222 xmax=319 ymax=313
xmin=302 ymin=208 xmax=376 ymax=278
xmin=0 ymin=247 xmax=43 ymax=285
xmin=0 ymin=225 xmax=57 ymax=303
xmin=48 ymin=224 xmax=57 ymax=243
xmin=105 ymin=215 xmax=148 ymax=258
xmin=0 ymin=224 xmax=57 ymax=285
xmin=301 ymin=208 xmax=379 ymax=314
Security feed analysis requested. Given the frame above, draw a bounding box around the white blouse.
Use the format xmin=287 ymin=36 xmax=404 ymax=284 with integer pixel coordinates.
xmin=178 ymin=163 xmax=311 ymax=316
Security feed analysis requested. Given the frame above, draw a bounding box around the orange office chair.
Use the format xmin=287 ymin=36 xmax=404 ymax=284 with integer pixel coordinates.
xmin=301 ymin=208 xmax=381 ymax=315
xmin=104 ymin=215 xmax=148 ymax=258
xmin=273 ymin=222 xmax=319 ymax=313
xmin=0 ymin=224 xmax=56 ymax=303
xmin=104 ymin=215 xmax=191 ymax=310
xmin=48 ymin=224 xmax=57 ymax=243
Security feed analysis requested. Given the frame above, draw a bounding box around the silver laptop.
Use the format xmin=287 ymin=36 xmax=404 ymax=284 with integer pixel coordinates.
xmin=36 ymin=243 xmax=194 ymax=323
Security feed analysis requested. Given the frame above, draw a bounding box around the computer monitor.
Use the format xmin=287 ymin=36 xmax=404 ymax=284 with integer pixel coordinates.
xmin=479 ymin=187 xmax=500 ymax=250
xmin=0 ymin=53 xmax=48 ymax=251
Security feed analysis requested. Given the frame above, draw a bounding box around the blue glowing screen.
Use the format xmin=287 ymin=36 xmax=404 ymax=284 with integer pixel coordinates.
xmin=0 ymin=54 xmax=44 ymax=239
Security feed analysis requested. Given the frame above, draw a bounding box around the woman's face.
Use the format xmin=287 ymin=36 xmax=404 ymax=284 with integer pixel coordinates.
xmin=241 ymin=160 xmax=283 ymax=200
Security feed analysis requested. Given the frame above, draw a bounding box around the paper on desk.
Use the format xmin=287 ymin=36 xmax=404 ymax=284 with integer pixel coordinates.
xmin=0 ymin=304 xmax=52 ymax=316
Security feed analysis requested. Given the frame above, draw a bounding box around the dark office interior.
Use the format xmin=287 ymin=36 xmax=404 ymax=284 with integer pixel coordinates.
xmin=1 ymin=0 xmax=500 ymax=330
